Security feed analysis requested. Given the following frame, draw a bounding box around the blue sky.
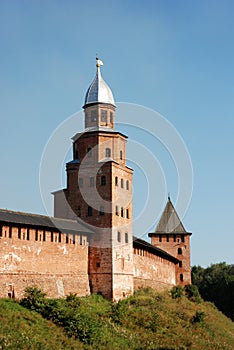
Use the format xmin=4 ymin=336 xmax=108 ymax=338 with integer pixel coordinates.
xmin=0 ymin=0 xmax=233 ymax=267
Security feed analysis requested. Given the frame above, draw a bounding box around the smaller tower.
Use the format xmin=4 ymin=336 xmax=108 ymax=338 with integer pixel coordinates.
xmin=149 ymin=197 xmax=192 ymax=286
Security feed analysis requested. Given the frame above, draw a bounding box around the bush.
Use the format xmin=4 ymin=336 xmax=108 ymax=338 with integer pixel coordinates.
xmin=20 ymin=286 xmax=46 ymax=312
xmin=184 ymin=284 xmax=202 ymax=303
xmin=191 ymin=311 xmax=205 ymax=325
xmin=171 ymin=285 xmax=183 ymax=299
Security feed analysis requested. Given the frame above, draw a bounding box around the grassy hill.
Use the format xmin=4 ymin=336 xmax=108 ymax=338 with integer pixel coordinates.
xmin=0 ymin=287 xmax=234 ymax=350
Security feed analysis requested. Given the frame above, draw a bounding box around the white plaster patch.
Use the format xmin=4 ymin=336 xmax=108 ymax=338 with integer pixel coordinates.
xmin=4 ymin=253 xmax=21 ymax=262
xmin=58 ymin=245 xmax=68 ymax=255
xmin=56 ymin=280 xmax=65 ymax=296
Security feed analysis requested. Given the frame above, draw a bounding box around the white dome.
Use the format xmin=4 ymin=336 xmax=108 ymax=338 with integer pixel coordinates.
xmin=84 ymin=62 xmax=115 ymax=107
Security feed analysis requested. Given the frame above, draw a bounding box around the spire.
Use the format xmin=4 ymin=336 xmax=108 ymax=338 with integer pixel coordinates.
xmin=83 ymin=57 xmax=115 ymax=108
xmin=154 ymin=197 xmax=187 ymax=234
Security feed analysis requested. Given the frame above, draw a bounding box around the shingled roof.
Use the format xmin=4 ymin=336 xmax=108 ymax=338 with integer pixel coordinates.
xmin=0 ymin=209 xmax=94 ymax=234
xmin=149 ymin=197 xmax=192 ymax=236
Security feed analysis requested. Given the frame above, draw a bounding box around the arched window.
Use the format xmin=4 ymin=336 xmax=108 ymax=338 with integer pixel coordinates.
xmin=126 ymin=209 xmax=129 ymax=219
xmin=101 ymin=110 xmax=107 ymax=122
xmin=120 ymin=150 xmax=123 ymax=160
xmin=178 ymin=247 xmax=182 ymax=255
xmin=179 ymin=261 xmax=182 ymax=268
xmin=121 ymin=178 xmax=124 ymax=188
xmin=180 ymin=274 xmax=183 ymax=282
xmin=106 ymin=148 xmax=111 ymax=157
xmin=117 ymin=231 xmax=121 ymax=242
xmin=101 ymin=175 xmax=106 ymax=185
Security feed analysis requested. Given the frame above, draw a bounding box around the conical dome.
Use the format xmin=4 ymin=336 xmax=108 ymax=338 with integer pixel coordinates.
xmin=84 ymin=59 xmax=115 ymax=108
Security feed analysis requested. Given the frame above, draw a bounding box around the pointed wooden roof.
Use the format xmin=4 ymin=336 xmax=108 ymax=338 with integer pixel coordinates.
xmin=149 ymin=197 xmax=191 ymax=236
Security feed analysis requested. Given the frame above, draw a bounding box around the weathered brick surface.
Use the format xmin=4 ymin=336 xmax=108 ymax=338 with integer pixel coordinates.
xmin=0 ymin=225 xmax=90 ymax=298
xmin=133 ymin=249 xmax=176 ymax=291
xmin=150 ymin=234 xmax=191 ymax=285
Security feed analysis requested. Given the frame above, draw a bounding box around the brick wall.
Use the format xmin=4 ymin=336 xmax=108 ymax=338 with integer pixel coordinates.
xmin=0 ymin=225 xmax=90 ymax=298
xmin=133 ymin=248 xmax=176 ymax=291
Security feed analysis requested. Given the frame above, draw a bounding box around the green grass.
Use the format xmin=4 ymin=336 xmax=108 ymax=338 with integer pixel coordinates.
xmin=1 ymin=288 xmax=234 ymax=349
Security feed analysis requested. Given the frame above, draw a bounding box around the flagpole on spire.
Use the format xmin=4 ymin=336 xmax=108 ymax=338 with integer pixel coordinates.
xmin=96 ymin=56 xmax=104 ymax=68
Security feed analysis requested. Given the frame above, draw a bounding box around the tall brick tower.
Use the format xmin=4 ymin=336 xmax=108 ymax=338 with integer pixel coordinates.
xmin=53 ymin=58 xmax=134 ymax=300
xmin=149 ymin=196 xmax=192 ymax=286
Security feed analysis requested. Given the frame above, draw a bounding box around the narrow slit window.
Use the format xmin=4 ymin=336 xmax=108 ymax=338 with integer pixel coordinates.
xmin=125 ymin=232 xmax=128 ymax=243
xmin=121 ymin=207 xmax=124 ymax=217
xmin=121 ymin=179 xmax=124 ymax=188
xmin=115 ymin=176 xmax=118 ymax=186
xmin=117 ymin=231 xmax=121 ymax=242
xmin=126 ymin=180 xmax=129 ymax=190
xmin=178 ymin=247 xmax=182 ymax=255
xmin=115 ymin=206 xmax=119 ymax=216
xmin=120 ymin=150 xmax=123 ymax=160
xmin=101 ymin=175 xmax=106 ymax=186
xmin=88 ymin=206 xmax=93 ymax=216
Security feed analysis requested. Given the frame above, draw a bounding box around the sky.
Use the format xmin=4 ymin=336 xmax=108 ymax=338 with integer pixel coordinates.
xmin=0 ymin=0 xmax=233 ymax=267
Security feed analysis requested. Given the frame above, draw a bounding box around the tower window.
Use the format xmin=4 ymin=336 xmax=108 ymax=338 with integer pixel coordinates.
xmin=181 ymin=235 xmax=185 ymax=243
xmin=120 ymin=150 xmax=123 ymax=160
xmin=159 ymin=235 xmax=162 ymax=242
xmin=79 ymin=178 xmax=83 ymax=188
xmin=121 ymin=207 xmax=124 ymax=217
xmin=126 ymin=209 xmax=129 ymax=219
xmin=167 ymin=236 xmax=169 ymax=242
xmin=91 ymin=110 xmax=97 ymax=121
xmin=110 ymin=111 xmax=113 ymax=123
xmin=115 ymin=206 xmax=119 ymax=216
xmin=121 ymin=178 xmax=124 ymax=188
xmin=90 ymin=177 xmax=94 ymax=187
xmin=88 ymin=206 xmax=93 ymax=216
xmin=101 ymin=110 xmax=107 ymax=122
xmin=126 ymin=180 xmax=129 ymax=190
xmin=115 ymin=176 xmax=118 ymax=186
xmin=87 ymin=147 xmax=92 ymax=157
xmin=179 ymin=261 xmax=182 ymax=268
xmin=125 ymin=232 xmax=128 ymax=243
xmin=106 ymin=148 xmax=111 ymax=157
xmin=180 ymin=274 xmax=183 ymax=282
xmin=99 ymin=206 xmax=104 ymax=216
xmin=101 ymin=175 xmax=106 ymax=185
xmin=117 ymin=231 xmax=121 ymax=242
xmin=178 ymin=248 xmax=182 ymax=255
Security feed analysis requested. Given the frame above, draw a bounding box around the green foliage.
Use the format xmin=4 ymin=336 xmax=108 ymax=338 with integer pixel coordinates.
xmin=184 ymin=284 xmax=202 ymax=303
xmin=20 ymin=286 xmax=46 ymax=312
xmin=14 ymin=286 xmax=234 ymax=349
xmin=191 ymin=311 xmax=206 ymax=325
xmin=171 ymin=285 xmax=183 ymax=299
xmin=192 ymin=262 xmax=234 ymax=320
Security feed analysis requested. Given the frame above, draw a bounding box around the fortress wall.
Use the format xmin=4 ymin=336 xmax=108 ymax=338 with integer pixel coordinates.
xmin=133 ymin=248 xmax=176 ymax=291
xmin=0 ymin=225 xmax=90 ymax=298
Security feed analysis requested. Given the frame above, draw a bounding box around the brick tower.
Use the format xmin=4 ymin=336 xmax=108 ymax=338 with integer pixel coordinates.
xmin=149 ymin=196 xmax=192 ymax=286
xmin=53 ymin=58 xmax=134 ymax=300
